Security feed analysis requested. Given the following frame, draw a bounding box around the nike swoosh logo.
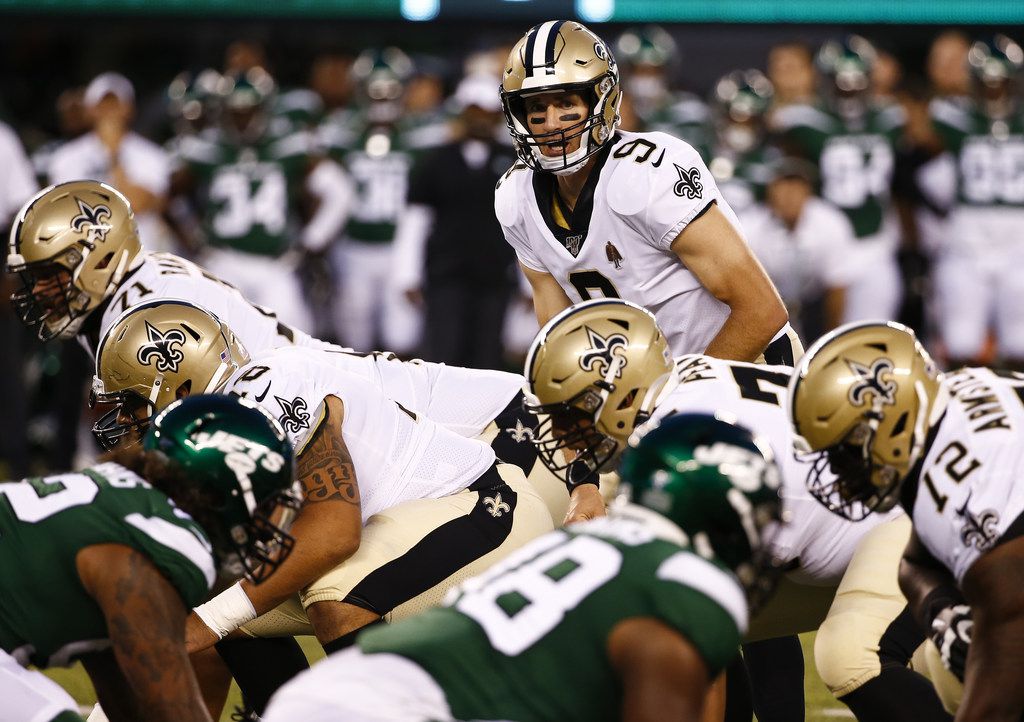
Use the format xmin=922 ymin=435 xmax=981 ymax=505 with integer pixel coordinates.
xmin=255 ymin=382 xmax=272 ymax=403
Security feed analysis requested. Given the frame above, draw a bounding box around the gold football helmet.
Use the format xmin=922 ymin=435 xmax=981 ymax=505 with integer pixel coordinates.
xmin=501 ymin=20 xmax=621 ymax=175
xmin=788 ymin=321 xmax=943 ymax=520
xmin=7 ymin=180 xmax=142 ymax=341
xmin=92 ymin=299 xmax=250 ymax=449
xmin=524 ymin=298 xmax=673 ymax=486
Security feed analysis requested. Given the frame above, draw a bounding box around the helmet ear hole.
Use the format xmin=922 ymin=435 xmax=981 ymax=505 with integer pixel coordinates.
xmin=175 ymin=380 xmax=192 ymax=400
xmin=94 ymin=252 xmax=114 ymax=270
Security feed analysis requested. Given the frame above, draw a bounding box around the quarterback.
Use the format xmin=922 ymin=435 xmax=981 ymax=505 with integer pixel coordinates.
xmin=790 ymin=321 xmax=1024 ymax=721
xmin=263 ymin=413 xmax=783 ymax=722
xmin=0 ymin=394 xmax=300 ymax=722
xmin=524 ymin=299 xmax=952 ymax=721
xmin=93 ymin=300 xmax=553 ymax=708
xmin=496 ymin=21 xmax=795 ymax=365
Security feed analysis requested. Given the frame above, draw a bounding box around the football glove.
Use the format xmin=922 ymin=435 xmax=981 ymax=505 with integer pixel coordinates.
xmin=930 ymin=603 xmax=972 ymax=682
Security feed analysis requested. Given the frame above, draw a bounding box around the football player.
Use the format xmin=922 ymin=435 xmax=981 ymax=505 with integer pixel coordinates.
xmin=928 ymin=34 xmax=1024 ymax=369
xmin=790 ymin=321 xmax=1024 ymax=720
xmin=524 ymin=299 xmax=953 ymax=721
xmin=0 ymin=394 xmax=299 ymax=722
xmin=171 ymin=67 xmax=352 ymax=332
xmin=496 ymin=21 xmax=797 ymax=369
xmin=774 ymin=35 xmax=905 ymax=323
xmin=262 ymin=412 xmax=783 ymax=722
xmin=93 ymin=300 xmax=553 ymax=712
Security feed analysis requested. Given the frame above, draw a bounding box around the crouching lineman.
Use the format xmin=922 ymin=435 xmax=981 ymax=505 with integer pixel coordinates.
xmin=262 ymin=412 xmax=784 ymax=722
xmin=92 ymin=299 xmax=553 ymax=713
xmin=0 ymin=394 xmax=300 ymax=722
xmin=789 ymin=321 xmax=1024 ymax=721
xmin=7 ymin=179 xmax=561 ymax=522
xmin=522 ymin=299 xmax=953 ymax=721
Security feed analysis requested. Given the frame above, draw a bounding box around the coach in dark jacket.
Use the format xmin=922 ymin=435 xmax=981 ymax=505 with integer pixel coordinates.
xmin=394 ymin=73 xmax=518 ymax=369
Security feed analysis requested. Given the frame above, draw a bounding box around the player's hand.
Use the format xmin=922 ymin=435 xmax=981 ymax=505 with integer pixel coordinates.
xmin=930 ymin=603 xmax=972 ymax=682
xmin=185 ymin=610 xmax=221 ymax=653
xmin=563 ymin=484 xmax=606 ymax=526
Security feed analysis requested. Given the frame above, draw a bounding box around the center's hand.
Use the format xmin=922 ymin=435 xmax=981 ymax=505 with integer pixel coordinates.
xmin=563 ymin=483 xmax=606 ymax=525
xmin=185 ymin=611 xmax=221 ymax=654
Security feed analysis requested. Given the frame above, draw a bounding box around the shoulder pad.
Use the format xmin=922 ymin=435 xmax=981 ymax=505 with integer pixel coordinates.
xmin=773 ymin=103 xmax=834 ymax=133
xmin=494 ymin=162 xmax=528 ymax=227
xmin=605 ymin=132 xmax=703 ymax=218
xmin=930 ymin=97 xmax=973 ymax=132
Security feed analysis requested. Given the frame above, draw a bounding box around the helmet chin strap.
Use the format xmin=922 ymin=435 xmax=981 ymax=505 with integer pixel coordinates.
xmin=535 ymin=137 xmax=591 ymax=175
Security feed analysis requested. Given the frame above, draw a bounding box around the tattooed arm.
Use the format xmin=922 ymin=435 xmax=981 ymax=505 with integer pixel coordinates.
xmin=76 ymin=543 xmax=212 ymax=722
xmin=240 ymin=394 xmax=361 ymax=614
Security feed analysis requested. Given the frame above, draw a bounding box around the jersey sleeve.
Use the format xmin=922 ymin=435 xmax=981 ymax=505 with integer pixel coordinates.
xmin=649 ymin=550 xmax=745 ymax=676
xmin=494 ymin=168 xmax=546 ymax=273
xmin=607 ymin=132 xmax=721 ymax=251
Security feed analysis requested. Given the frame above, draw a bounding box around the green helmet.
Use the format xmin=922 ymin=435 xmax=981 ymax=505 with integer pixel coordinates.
xmin=352 ymin=47 xmax=414 ymax=123
xmin=619 ymin=412 xmax=784 ymax=611
xmin=143 ymin=393 xmax=300 ymax=584
xmin=969 ymin=34 xmax=1023 ymax=87
xmin=816 ymin=35 xmax=876 ymax=120
xmin=167 ymin=68 xmax=224 ymax=134
xmin=219 ymin=67 xmax=277 ymax=143
xmin=614 ymin=25 xmax=678 ymax=69
xmin=712 ymin=69 xmax=774 ymax=153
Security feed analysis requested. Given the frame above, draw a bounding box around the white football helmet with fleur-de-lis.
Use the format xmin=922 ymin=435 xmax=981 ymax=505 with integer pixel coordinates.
xmin=92 ymin=299 xmax=249 ymax=450
xmin=524 ymin=298 xmax=673 ymax=487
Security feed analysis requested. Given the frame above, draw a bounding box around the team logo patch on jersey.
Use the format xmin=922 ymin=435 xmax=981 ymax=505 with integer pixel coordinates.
xmin=847 ymin=358 xmax=897 ymax=407
xmin=505 ymin=419 xmax=535 ymax=443
xmin=483 ymin=492 xmax=511 ymax=518
xmin=673 ymin=164 xmax=703 ymax=199
xmin=605 ymin=241 xmax=624 ymax=269
xmin=70 ymin=198 xmax=113 ymax=245
xmin=137 ymin=321 xmax=187 ymax=373
xmin=958 ymin=500 xmax=1000 ymax=551
xmin=579 ymin=326 xmax=629 ymax=378
xmin=275 ymin=395 xmax=311 ymax=433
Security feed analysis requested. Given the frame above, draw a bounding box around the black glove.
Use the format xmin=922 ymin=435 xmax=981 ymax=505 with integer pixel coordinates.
xmin=930 ymin=603 xmax=972 ymax=682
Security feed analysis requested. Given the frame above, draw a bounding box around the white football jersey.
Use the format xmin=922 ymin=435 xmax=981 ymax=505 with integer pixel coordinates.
xmin=496 ymin=130 xmax=744 ymax=355
xmin=226 ymin=346 xmax=497 ymax=522
xmin=83 ymin=252 xmax=335 ymax=358
xmin=643 ymin=355 xmax=901 ymax=584
xmin=909 ymin=368 xmax=1024 ymax=584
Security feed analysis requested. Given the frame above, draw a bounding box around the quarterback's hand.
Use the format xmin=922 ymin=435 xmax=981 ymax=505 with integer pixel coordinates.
xmin=931 ymin=603 xmax=972 ymax=681
xmin=185 ymin=610 xmax=221 ymax=654
xmin=563 ymin=484 xmax=606 ymax=526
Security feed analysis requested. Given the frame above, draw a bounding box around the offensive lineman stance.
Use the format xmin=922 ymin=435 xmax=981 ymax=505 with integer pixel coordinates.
xmin=790 ymin=321 xmax=1024 ymax=721
xmin=524 ymin=299 xmax=952 ymax=721
xmin=263 ymin=413 xmax=784 ymax=722
xmin=93 ymin=300 xmax=553 ymax=714
xmin=0 ymin=394 xmax=299 ymax=722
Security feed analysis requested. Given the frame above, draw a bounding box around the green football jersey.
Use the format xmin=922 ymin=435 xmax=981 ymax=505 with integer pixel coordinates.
xmin=359 ymin=516 xmax=745 ymax=722
xmin=931 ymin=96 xmax=1024 ymax=208
xmin=175 ymin=126 xmax=314 ymax=256
xmin=776 ymin=101 xmax=904 ymax=238
xmin=319 ymin=108 xmax=449 ymax=243
xmin=644 ymin=91 xmax=715 ymax=162
xmin=0 ymin=462 xmax=215 ymax=668
xmin=710 ymin=145 xmax=781 ymax=213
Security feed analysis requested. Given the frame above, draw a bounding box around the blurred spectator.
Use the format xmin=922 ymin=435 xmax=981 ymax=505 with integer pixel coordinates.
xmin=224 ymin=38 xmax=268 ymax=75
xmin=0 ymin=118 xmax=39 ymax=479
xmin=614 ymin=25 xmax=714 ymax=159
xmin=319 ymin=47 xmax=445 ymax=353
xmin=741 ymin=158 xmax=861 ymax=339
xmin=30 ymin=87 xmax=90 ymax=185
xmin=48 ymin=72 xmax=174 ymax=252
xmin=766 ymin=41 xmax=817 ymax=109
xmin=708 ymin=68 xmax=780 ymax=215
xmin=393 ymin=73 xmax=517 ymax=369
xmin=929 ymin=34 xmax=1024 ymax=369
xmin=928 ymin=30 xmax=972 ymax=97
xmin=171 ymin=67 xmax=350 ymax=333
xmin=775 ymin=36 xmax=905 ymax=323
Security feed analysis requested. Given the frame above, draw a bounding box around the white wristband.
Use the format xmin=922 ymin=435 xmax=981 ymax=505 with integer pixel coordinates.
xmin=193 ymin=581 xmax=257 ymax=639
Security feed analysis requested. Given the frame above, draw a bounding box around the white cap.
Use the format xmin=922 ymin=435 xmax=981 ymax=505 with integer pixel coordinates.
xmin=84 ymin=72 xmax=135 ymax=109
xmin=453 ymin=73 xmax=501 ymax=113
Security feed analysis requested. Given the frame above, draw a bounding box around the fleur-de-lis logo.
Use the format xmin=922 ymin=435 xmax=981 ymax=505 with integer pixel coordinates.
xmin=673 ymin=164 xmax=703 ymax=199
xmin=136 ymin=321 xmax=186 ymax=373
xmin=579 ymin=326 xmax=629 ymax=378
xmin=275 ymin=395 xmax=310 ymax=434
xmin=847 ymin=358 xmax=898 ymax=407
xmin=958 ymin=499 xmax=1000 ymax=551
xmin=70 ymin=198 xmax=113 ymax=246
xmin=505 ymin=419 xmax=535 ymax=443
xmin=606 ymin=241 xmax=624 ymax=269
xmin=483 ymin=493 xmax=511 ymax=518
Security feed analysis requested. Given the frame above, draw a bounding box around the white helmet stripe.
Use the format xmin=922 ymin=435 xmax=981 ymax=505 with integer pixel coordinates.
xmin=531 ymin=21 xmax=559 ymax=75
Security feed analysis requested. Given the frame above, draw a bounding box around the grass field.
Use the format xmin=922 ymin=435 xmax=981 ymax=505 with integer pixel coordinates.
xmin=45 ymin=633 xmax=852 ymax=721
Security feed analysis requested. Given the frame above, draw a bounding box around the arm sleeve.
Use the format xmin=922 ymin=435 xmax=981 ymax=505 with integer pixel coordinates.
xmin=494 ymin=178 xmax=546 ymax=272
xmin=301 ymin=159 xmax=353 ymax=252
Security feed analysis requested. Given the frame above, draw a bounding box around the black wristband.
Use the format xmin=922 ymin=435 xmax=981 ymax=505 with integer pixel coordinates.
xmin=921 ymin=585 xmax=967 ymax=626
